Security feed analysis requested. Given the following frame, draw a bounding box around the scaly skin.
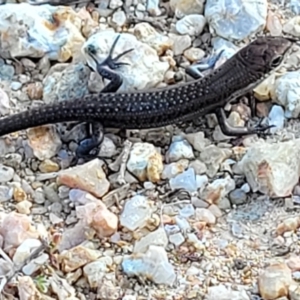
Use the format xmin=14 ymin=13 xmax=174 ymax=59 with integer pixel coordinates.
xmin=0 ymin=36 xmax=293 ymax=137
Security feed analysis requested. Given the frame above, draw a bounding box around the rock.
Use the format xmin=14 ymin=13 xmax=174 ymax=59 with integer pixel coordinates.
xmin=133 ymin=22 xmax=172 ymax=56
xmin=205 ymin=285 xmax=250 ymax=300
xmin=120 ymin=195 xmax=153 ymax=231
xmin=0 ymin=88 xmax=11 ymax=116
xmin=76 ymin=201 xmax=118 ymax=238
xmin=127 ymin=142 xmax=163 ymax=182
xmin=258 ymin=263 xmax=293 ymax=299
xmin=0 ymin=212 xmax=40 ymax=250
xmin=170 ymin=0 xmax=204 ymax=17
xmin=286 ymin=254 xmax=300 ymax=272
xmin=83 ymin=259 xmax=110 ymax=288
xmin=175 ymin=14 xmax=206 ymax=36
xmin=27 ymin=126 xmax=62 ymax=160
xmin=0 ymin=3 xmax=86 ymax=61
xmin=189 ymin=160 xmax=207 ymax=175
xmin=83 ymin=31 xmax=169 ymax=91
xmin=195 ymin=208 xmax=216 ymax=225
xmin=184 ymin=47 xmax=205 ymax=62
xmin=60 ymin=245 xmax=101 ymax=272
xmin=39 ymin=159 xmax=60 ymax=173
xmin=0 ymin=165 xmax=14 ymax=183
xmin=199 ymin=145 xmax=231 ymax=177
xmin=18 ymin=276 xmax=54 ymax=300
xmin=165 ymin=137 xmax=194 ymax=163
xmin=134 ymin=227 xmax=168 ymax=253
xmin=229 ymin=188 xmax=247 ymax=206
xmin=43 ymin=62 xmax=90 ymax=104
xmin=58 ymin=159 xmax=110 ymax=198
xmin=266 ymin=11 xmax=282 ymax=36
xmin=205 ymin=0 xmax=268 ymax=41
xmin=26 ymin=82 xmax=43 ymax=100
xmin=122 ymin=245 xmax=176 ymax=285
xmin=0 ymin=186 xmax=13 ymax=202
xmin=283 ymin=16 xmax=300 ymax=37
xmin=58 ymin=223 xmax=88 ymax=252
xmin=147 ymin=0 xmax=161 ymax=16
xmin=162 ymin=159 xmax=189 ymax=179
xmin=168 ymin=33 xmax=192 ymax=56
xmin=169 ymin=232 xmax=185 ymax=247
xmin=112 ymin=10 xmax=127 ymax=27
xmin=253 ymin=73 xmax=277 ymax=101
xmin=268 ymin=105 xmax=285 ymax=133
xmin=184 ymin=131 xmax=211 ymax=152
xmin=290 ymin=0 xmax=300 ymax=14
xmin=238 ymin=139 xmax=300 ymax=197
xmin=22 ymin=253 xmax=49 ymax=276
xmin=170 ymin=168 xmax=198 ymax=193
xmin=276 ymin=217 xmax=300 ymax=236
xmin=201 ymin=177 xmax=235 ymax=204
xmin=13 ymin=238 xmax=42 ymax=264
xmin=16 ymin=200 xmax=32 ymax=214
xmin=273 ymin=71 xmax=300 ymax=118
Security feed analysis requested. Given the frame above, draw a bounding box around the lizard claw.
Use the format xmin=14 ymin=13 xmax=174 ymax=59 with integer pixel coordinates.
xmin=87 ymin=35 xmax=134 ymax=70
xmin=251 ymin=119 xmax=276 ymax=136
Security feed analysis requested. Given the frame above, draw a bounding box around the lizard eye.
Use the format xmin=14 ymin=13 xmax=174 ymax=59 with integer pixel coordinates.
xmin=270 ymin=55 xmax=283 ymax=68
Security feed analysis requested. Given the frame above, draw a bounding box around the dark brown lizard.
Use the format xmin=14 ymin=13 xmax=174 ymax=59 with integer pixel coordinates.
xmin=0 ymin=35 xmax=293 ymax=158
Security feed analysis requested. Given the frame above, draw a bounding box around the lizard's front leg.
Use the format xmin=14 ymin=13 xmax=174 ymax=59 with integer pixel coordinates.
xmin=186 ymin=50 xmax=273 ymax=137
xmin=74 ymin=35 xmax=133 ymax=161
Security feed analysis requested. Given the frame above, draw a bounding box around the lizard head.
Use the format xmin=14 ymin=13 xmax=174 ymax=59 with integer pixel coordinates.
xmin=239 ymin=36 xmax=294 ymax=75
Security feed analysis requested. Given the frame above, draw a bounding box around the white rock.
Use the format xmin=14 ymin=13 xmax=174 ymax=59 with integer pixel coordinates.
xmin=147 ymin=0 xmax=161 ymax=16
xmin=112 ymin=10 xmax=127 ymax=27
xmin=169 ymin=232 xmax=185 ymax=246
xmin=22 ymin=253 xmax=49 ymax=276
xmin=283 ymin=16 xmax=300 ymax=37
xmin=134 ymin=227 xmax=168 ymax=253
xmin=238 ymin=139 xmax=300 ymax=197
xmin=82 ymin=31 xmax=169 ymax=91
xmin=0 ymin=3 xmax=85 ymax=61
xmin=170 ymin=168 xmax=198 ymax=193
xmin=13 ymin=239 xmax=42 ymax=265
xmin=273 ymin=71 xmax=300 ymax=118
xmin=109 ymin=0 xmax=123 ymax=9
xmin=205 ymin=0 xmax=268 ymax=41
xmin=120 ymin=195 xmax=153 ymax=231
xmin=168 ymin=33 xmax=192 ymax=56
xmin=165 ymin=137 xmax=194 ymax=163
xmin=176 ymin=14 xmax=206 ymax=36
xmin=83 ymin=260 xmax=108 ymax=289
xmin=122 ymin=245 xmax=176 ymax=285
xmin=206 ymin=285 xmax=250 ymax=300
xmin=195 ymin=208 xmax=216 ymax=225
xmin=268 ymin=105 xmax=285 ymax=134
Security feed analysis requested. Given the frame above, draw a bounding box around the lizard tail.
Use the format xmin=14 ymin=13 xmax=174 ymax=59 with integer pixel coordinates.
xmin=0 ymin=101 xmax=91 ymax=137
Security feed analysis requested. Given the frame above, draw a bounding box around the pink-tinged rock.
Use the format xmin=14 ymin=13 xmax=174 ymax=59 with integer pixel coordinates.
xmin=57 ymin=159 xmax=110 ymax=198
xmin=286 ymin=254 xmax=300 ymax=272
xmin=0 ymin=212 xmax=39 ymax=250
xmin=76 ymin=202 xmax=118 ymax=238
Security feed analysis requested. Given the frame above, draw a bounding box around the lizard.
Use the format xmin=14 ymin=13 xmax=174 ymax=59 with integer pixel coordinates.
xmin=0 ymin=35 xmax=294 ymax=159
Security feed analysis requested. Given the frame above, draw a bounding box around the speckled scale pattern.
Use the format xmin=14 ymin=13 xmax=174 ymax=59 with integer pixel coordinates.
xmin=0 ymin=37 xmax=292 ymax=136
